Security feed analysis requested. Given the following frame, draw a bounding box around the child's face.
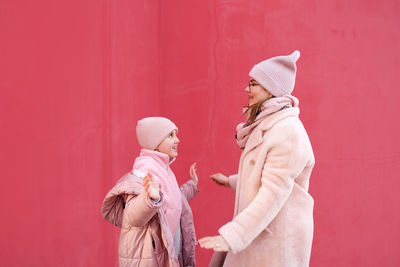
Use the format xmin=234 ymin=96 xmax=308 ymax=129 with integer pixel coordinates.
xmin=157 ymin=130 xmax=179 ymax=159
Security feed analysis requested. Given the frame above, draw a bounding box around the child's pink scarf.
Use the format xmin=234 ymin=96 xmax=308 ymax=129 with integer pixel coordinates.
xmin=236 ymin=95 xmax=299 ymax=149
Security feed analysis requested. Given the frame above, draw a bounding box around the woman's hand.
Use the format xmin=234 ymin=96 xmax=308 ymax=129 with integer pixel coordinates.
xmin=189 ymin=162 xmax=198 ymax=186
xmin=143 ymin=172 xmax=160 ymax=201
xmin=198 ymin=235 xmax=230 ymax=252
xmin=210 ymin=173 xmax=229 ymax=187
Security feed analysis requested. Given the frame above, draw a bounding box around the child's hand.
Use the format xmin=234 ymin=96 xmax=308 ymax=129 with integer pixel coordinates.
xmin=143 ymin=172 xmax=160 ymax=201
xmin=198 ymin=235 xmax=230 ymax=252
xmin=210 ymin=173 xmax=229 ymax=187
xmin=189 ymin=162 xmax=198 ymax=186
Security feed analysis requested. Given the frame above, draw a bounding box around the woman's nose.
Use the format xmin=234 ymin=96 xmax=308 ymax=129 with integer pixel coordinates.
xmin=245 ymin=86 xmax=250 ymax=92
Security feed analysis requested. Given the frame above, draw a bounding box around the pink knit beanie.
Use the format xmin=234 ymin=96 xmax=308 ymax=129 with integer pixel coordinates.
xmin=249 ymin=50 xmax=300 ymax=96
xmin=136 ymin=117 xmax=178 ymax=150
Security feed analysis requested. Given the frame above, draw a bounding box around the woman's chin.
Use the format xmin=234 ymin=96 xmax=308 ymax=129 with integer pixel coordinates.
xmin=169 ymin=152 xmax=178 ymax=159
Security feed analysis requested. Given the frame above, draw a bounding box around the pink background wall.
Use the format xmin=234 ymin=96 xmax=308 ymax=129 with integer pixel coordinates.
xmin=1 ymin=0 xmax=399 ymax=266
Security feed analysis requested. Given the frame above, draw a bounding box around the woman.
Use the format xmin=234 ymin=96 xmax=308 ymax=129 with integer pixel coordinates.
xmin=101 ymin=117 xmax=199 ymax=267
xmin=199 ymin=51 xmax=315 ymax=267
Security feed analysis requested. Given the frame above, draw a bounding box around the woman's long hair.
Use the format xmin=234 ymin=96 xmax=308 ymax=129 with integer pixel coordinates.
xmin=244 ymin=97 xmax=273 ymax=125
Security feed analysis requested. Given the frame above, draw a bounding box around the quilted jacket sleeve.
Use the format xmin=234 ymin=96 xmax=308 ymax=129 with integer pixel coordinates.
xmin=123 ymin=191 xmax=163 ymax=227
xmin=180 ymin=180 xmax=199 ymax=202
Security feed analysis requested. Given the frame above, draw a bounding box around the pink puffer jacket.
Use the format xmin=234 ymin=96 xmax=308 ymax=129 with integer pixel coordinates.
xmin=101 ymin=149 xmax=198 ymax=267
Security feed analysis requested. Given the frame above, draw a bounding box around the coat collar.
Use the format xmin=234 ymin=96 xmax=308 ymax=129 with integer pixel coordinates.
xmin=139 ymin=149 xmax=175 ymax=169
xmin=242 ymin=107 xmax=300 ymax=156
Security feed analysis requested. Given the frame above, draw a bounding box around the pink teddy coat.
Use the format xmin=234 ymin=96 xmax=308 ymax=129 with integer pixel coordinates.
xmin=101 ymin=149 xmax=199 ymax=267
xmin=212 ymin=107 xmax=315 ymax=267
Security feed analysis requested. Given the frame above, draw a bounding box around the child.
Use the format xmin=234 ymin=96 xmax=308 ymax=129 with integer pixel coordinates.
xmin=101 ymin=117 xmax=199 ymax=267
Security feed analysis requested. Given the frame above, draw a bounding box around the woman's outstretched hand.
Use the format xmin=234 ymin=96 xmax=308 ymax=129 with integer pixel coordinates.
xmin=198 ymin=235 xmax=230 ymax=252
xmin=210 ymin=173 xmax=229 ymax=187
xmin=143 ymin=172 xmax=160 ymax=201
xmin=190 ymin=162 xmax=198 ymax=186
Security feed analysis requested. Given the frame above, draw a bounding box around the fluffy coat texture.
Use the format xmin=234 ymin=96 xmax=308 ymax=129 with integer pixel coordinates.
xmin=101 ymin=149 xmax=198 ymax=267
xmin=211 ymin=107 xmax=315 ymax=267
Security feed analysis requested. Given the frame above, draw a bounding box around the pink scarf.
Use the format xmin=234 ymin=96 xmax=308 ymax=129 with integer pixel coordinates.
xmin=135 ymin=149 xmax=182 ymax=236
xmin=236 ymin=95 xmax=299 ymax=149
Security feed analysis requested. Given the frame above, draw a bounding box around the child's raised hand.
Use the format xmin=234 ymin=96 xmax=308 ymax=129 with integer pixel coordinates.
xmin=189 ymin=162 xmax=198 ymax=186
xmin=143 ymin=172 xmax=160 ymax=201
xmin=210 ymin=173 xmax=229 ymax=187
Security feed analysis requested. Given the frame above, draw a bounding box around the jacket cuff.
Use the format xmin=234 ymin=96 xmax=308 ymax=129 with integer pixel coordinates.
xmin=143 ymin=191 xmax=164 ymax=208
xmin=188 ymin=180 xmax=200 ymax=194
xmin=149 ymin=191 xmax=163 ymax=205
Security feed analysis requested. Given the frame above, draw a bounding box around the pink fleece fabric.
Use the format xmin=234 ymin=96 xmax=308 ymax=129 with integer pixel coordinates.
xmin=214 ymin=107 xmax=315 ymax=267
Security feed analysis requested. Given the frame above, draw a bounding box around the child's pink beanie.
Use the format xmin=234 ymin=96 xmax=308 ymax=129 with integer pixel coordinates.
xmin=249 ymin=50 xmax=300 ymax=96
xmin=136 ymin=117 xmax=178 ymax=150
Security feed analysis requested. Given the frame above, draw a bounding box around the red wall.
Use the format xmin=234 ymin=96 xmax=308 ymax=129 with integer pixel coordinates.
xmin=1 ymin=0 xmax=399 ymax=266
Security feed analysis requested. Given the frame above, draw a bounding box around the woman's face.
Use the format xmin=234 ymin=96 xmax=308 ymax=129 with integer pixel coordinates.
xmin=245 ymin=78 xmax=273 ymax=106
xmin=157 ymin=130 xmax=180 ymax=159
